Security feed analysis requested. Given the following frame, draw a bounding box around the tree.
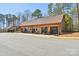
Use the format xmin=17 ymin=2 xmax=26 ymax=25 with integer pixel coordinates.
xmin=48 ymin=3 xmax=53 ymax=16
xmin=47 ymin=3 xmax=77 ymax=15
xmin=77 ymin=3 xmax=79 ymax=25
xmin=21 ymin=10 xmax=32 ymax=22
xmin=0 ymin=14 xmax=5 ymax=31
xmin=5 ymin=14 xmax=12 ymax=27
xmin=64 ymin=14 xmax=73 ymax=32
xmin=12 ymin=15 xmax=17 ymax=32
xmin=32 ymin=9 xmax=42 ymax=18
xmin=21 ymin=14 xmax=26 ymax=22
xmin=17 ymin=12 xmax=22 ymax=25
xmin=5 ymin=14 xmax=17 ymax=27
xmin=69 ymin=7 xmax=77 ymax=17
xmin=5 ymin=14 xmax=18 ymax=32
xmin=12 ymin=15 xmax=17 ymax=26
xmin=24 ymin=10 xmax=32 ymax=21
xmin=53 ymin=3 xmax=62 ymax=15
xmin=62 ymin=3 xmax=73 ymax=13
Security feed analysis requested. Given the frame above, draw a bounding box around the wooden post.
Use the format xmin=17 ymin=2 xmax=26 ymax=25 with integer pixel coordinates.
xmin=58 ymin=27 xmax=60 ymax=35
xmin=39 ymin=27 xmax=42 ymax=34
xmin=48 ymin=26 xmax=50 ymax=34
xmin=29 ymin=27 xmax=32 ymax=33
xmin=58 ymin=25 xmax=61 ymax=35
xmin=18 ymin=27 xmax=21 ymax=32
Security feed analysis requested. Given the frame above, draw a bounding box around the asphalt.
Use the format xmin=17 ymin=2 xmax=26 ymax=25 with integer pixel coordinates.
xmin=0 ymin=33 xmax=79 ymax=56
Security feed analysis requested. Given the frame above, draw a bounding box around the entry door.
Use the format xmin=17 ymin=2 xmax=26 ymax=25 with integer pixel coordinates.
xmin=50 ymin=27 xmax=58 ymax=34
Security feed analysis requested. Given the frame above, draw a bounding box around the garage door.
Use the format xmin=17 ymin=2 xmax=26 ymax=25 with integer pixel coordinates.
xmin=50 ymin=27 xmax=58 ymax=34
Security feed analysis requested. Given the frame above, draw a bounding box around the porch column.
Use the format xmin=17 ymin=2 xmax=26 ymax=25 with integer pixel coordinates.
xmin=19 ymin=27 xmax=22 ymax=32
xmin=48 ymin=26 xmax=50 ymax=34
xmin=39 ymin=27 xmax=42 ymax=34
xmin=37 ymin=26 xmax=40 ymax=34
xmin=29 ymin=27 xmax=32 ymax=33
xmin=58 ymin=25 xmax=62 ymax=35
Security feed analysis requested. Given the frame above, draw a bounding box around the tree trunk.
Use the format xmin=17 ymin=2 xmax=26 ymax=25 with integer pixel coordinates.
xmin=3 ymin=20 xmax=5 ymax=32
xmin=77 ymin=3 xmax=79 ymax=31
xmin=13 ymin=20 xmax=16 ymax=32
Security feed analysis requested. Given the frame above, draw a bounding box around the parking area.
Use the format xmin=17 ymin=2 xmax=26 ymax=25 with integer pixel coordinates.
xmin=0 ymin=33 xmax=79 ymax=56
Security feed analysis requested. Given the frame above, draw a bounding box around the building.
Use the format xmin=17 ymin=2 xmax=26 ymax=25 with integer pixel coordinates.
xmin=6 ymin=22 xmax=17 ymax=32
xmin=7 ymin=26 xmax=17 ymax=32
xmin=19 ymin=14 xmax=66 ymax=35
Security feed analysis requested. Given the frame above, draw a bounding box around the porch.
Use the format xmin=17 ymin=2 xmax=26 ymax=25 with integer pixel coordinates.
xmin=19 ymin=23 xmax=62 ymax=35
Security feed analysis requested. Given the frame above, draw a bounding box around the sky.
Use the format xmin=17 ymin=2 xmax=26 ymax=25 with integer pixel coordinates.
xmin=0 ymin=3 xmax=48 ymax=28
xmin=0 ymin=3 xmax=48 ymax=15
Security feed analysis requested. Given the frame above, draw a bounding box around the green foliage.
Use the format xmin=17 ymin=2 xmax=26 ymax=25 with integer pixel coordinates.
xmin=32 ymin=9 xmax=42 ymax=18
xmin=48 ymin=3 xmax=53 ymax=16
xmin=12 ymin=15 xmax=17 ymax=25
xmin=7 ymin=14 xmax=17 ymax=20
xmin=0 ymin=14 xmax=4 ymax=21
xmin=48 ymin=3 xmax=74 ymax=16
xmin=77 ymin=3 xmax=79 ymax=25
xmin=64 ymin=14 xmax=73 ymax=32
xmin=12 ymin=15 xmax=17 ymax=20
xmin=5 ymin=14 xmax=17 ymax=26
xmin=62 ymin=3 xmax=73 ymax=10
xmin=68 ymin=7 xmax=77 ymax=16
xmin=53 ymin=3 xmax=62 ymax=15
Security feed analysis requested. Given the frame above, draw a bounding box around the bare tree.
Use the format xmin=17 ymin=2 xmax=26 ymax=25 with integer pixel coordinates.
xmin=24 ymin=10 xmax=32 ymax=21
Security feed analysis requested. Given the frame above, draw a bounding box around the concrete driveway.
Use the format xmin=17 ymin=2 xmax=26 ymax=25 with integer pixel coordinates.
xmin=0 ymin=33 xmax=79 ymax=56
